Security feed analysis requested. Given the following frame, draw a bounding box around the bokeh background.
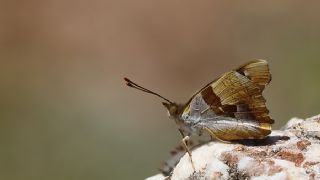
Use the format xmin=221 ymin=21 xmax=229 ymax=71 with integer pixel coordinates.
xmin=1 ymin=1 xmax=320 ymax=179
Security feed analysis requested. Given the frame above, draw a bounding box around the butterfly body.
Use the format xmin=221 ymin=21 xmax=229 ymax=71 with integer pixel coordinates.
xmin=162 ymin=60 xmax=273 ymax=141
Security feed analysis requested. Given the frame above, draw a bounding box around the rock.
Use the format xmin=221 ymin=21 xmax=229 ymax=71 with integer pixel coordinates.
xmin=145 ymin=115 xmax=320 ymax=180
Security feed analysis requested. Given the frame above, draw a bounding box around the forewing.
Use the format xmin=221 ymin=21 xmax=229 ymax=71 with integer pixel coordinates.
xmin=184 ymin=60 xmax=273 ymax=125
xmin=205 ymin=71 xmax=273 ymax=124
xmin=236 ymin=59 xmax=271 ymax=90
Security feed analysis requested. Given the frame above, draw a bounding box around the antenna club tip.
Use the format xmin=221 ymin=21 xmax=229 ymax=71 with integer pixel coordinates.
xmin=124 ymin=77 xmax=130 ymax=82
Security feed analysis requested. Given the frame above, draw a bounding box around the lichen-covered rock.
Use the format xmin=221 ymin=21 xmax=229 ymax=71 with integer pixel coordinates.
xmin=146 ymin=115 xmax=320 ymax=180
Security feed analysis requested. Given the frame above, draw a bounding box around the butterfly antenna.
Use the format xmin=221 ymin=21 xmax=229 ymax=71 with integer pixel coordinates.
xmin=124 ymin=77 xmax=173 ymax=104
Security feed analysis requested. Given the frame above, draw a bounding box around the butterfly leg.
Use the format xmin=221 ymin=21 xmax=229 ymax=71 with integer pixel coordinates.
xmin=178 ymin=129 xmax=196 ymax=172
xmin=203 ymin=127 xmax=231 ymax=144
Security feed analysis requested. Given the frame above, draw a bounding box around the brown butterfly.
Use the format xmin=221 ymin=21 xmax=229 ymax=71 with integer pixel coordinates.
xmin=125 ymin=59 xmax=273 ymax=174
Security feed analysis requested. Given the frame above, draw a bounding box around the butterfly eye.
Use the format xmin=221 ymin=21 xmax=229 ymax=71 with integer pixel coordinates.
xmin=170 ymin=106 xmax=177 ymax=114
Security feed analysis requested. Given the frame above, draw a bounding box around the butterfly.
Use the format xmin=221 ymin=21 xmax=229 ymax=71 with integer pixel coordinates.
xmin=125 ymin=59 xmax=273 ymax=175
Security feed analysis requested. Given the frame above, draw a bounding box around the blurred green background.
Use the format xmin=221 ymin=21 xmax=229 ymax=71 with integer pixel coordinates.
xmin=1 ymin=1 xmax=320 ymax=179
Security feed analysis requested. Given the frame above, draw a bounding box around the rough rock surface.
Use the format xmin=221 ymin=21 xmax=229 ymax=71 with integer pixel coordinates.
xmin=146 ymin=115 xmax=320 ymax=180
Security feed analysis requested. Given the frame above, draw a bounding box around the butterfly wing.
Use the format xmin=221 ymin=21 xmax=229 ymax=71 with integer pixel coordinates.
xmin=207 ymin=71 xmax=273 ymax=123
xmin=160 ymin=60 xmax=273 ymax=175
xmin=182 ymin=60 xmax=273 ymax=139
xmin=236 ymin=59 xmax=271 ymax=90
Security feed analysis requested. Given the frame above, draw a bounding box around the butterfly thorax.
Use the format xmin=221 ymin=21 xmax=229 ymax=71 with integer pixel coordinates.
xmin=163 ymin=102 xmax=200 ymax=136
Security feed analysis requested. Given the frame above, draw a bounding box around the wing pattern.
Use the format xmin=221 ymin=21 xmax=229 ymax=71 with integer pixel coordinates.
xmin=194 ymin=59 xmax=274 ymax=124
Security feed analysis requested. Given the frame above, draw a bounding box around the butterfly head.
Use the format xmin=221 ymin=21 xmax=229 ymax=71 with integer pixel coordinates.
xmin=162 ymin=102 xmax=184 ymax=119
